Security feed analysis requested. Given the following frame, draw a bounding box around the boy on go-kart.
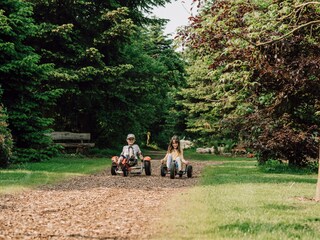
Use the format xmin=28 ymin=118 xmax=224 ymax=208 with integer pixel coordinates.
xmin=117 ymin=133 xmax=143 ymax=167
xmin=111 ymin=133 xmax=151 ymax=176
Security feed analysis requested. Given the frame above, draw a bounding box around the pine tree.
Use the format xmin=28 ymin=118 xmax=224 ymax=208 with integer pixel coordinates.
xmin=0 ymin=0 xmax=58 ymax=162
xmin=27 ymin=0 xmax=185 ymax=147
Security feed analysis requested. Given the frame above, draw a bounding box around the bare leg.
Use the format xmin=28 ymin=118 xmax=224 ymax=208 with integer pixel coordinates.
xmin=167 ymin=154 xmax=172 ymax=169
xmin=176 ymin=157 xmax=182 ymax=171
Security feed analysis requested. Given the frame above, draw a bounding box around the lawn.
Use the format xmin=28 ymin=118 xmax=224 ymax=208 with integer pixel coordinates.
xmin=0 ymin=155 xmax=110 ymax=194
xmin=154 ymin=152 xmax=320 ymax=240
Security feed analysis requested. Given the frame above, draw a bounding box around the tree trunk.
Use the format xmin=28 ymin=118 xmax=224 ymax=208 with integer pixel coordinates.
xmin=315 ymin=141 xmax=320 ymax=201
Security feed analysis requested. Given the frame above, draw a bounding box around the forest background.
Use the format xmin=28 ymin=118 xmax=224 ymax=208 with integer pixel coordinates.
xmin=0 ymin=0 xmax=319 ymax=168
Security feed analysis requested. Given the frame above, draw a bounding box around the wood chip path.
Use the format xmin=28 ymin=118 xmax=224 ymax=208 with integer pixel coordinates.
xmin=0 ymin=153 xmax=221 ymax=240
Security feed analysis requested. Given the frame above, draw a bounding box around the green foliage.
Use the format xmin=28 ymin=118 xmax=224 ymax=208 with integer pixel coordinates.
xmin=119 ymin=24 xmax=186 ymax=147
xmin=0 ymin=0 xmax=185 ymax=164
xmin=25 ymin=0 xmax=185 ymax=150
xmin=178 ymin=0 xmax=320 ymax=166
xmin=0 ymin=0 xmax=59 ymax=163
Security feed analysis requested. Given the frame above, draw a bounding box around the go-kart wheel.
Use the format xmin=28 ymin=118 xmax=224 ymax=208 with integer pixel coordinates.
xmin=170 ymin=162 xmax=176 ymax=179
xmin=187 ymin=165 xmax=193 ymax=178
xmin=122 ymin=166 xmax=128 ymax=177
xmin=178 ymin=171 xmax=183 ymax=178
xmin=111 ymin=165 xmax=117 ymax=175
xmin=160 ymin=165 xmax=167 ymax=177
xmin=144 ymin=161 xmax=151 ymax=176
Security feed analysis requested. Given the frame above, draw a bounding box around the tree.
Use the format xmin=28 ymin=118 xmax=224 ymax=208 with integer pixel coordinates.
xmin=315 ymin=138 xmax=320 ymax=201
xmin=178 ymin=0 xmax=320 ymax=165
xmin=119 ymin=23 xmax=186 ymax=147
xmin=27 ymin=0 xmax=185 ymax=147
xmin=0 ymin=0 xmax=58 ymax=163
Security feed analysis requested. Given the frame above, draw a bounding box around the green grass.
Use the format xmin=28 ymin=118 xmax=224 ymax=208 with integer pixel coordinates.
xmin=0 ymin=155 xmax=110 ymax=194
xmin=184 ymin=148 xmax=240 ymax=161
xmin=154 ymin=154 xmax=320 ymax=240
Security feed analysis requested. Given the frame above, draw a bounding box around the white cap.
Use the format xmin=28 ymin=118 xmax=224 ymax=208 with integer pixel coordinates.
xmin=127 ymin=134 xmax=135 ymax=139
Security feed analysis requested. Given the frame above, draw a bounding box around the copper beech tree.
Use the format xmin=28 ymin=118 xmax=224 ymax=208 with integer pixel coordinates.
xmin=178 ymin=0 xmax=320 ymax=166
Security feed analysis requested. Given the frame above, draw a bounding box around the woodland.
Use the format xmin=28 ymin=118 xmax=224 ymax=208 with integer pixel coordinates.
xmin=0 ymin=0 xmax=319 ymax=168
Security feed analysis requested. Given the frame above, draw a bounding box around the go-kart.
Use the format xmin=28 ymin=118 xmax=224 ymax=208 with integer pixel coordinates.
xmin=111 ymin=156 xmax=151 ymax=177
xmin=160 ymin=160 xmax=192 ymax=179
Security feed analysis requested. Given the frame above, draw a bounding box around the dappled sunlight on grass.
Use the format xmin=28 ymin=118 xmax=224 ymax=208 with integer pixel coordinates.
xmin=0 ymin=170 xmax=85 ymax=194
xmin=0 ymin=186 xmax=30 ymax=194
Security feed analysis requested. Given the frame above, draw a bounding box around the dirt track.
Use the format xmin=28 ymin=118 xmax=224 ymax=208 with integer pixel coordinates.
xmin=0 ymin=156 xmax=218 ymax=240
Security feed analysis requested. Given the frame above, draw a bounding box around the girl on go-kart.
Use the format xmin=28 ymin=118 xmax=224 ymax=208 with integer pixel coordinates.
xmin=161 ymin=135 xmax=189 ymax=174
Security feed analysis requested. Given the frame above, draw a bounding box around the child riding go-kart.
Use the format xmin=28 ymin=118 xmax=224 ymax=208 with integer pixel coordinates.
xmin=160 ymin=160 xmax=192 ymax=179
xmin=111 ymin=155 xmax=151 ymax=177
xmin=160 ymin=135 xmax=192 ymax=179
xmin=110 ymin=133 xmax=151 ymax=177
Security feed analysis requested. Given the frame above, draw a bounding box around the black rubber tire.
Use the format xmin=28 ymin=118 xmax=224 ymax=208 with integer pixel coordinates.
xmin=187 ymin=165 xmax=193 ymax=178
xmin=122 ymin=166 xmax=128 ymax=177
xmin=160 ymin=165 xmax=167 ymax=177
xmin=170 ymin=162 xmax=176 ymax=179
xmin=178 ymin=172 xmax=183 ymax=178
xmin=111 ymin=165 xmax=117 ymax=175
xmin=144 ymin=161 xmax=151 ymax=176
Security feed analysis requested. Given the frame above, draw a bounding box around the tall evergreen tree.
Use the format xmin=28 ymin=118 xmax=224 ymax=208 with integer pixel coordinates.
xmin=0 ymin=0 xmax=58 ymax=162
xmin=118 ymin=23 xmax=186 ymax=146
xmin=27 ymin=0 xmax=185 ymax=147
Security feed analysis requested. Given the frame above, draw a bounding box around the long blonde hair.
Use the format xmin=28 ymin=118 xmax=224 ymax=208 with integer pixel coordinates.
xmin=167 ymin=135 xmax=181 ymax=154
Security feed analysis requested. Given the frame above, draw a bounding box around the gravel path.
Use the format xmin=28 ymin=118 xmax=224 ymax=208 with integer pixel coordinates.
xmin=0 ymin=157 xmax=221 ymax=240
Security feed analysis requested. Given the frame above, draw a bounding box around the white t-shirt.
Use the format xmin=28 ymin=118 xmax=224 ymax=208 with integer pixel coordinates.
xmin=120 ymin=144 xmax=141 ymax=159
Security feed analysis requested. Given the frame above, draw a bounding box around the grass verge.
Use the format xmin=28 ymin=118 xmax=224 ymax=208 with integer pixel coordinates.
xmin=0 ymin=155 xmax=110 ymax=194
xmin=154 ymin=153 xmax=320 ymax=240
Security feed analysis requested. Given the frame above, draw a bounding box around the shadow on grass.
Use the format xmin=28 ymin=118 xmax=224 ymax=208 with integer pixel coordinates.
xmin=201 ymin=163 xmax=317 ymax=186
xmin=218 ymin=220 xmax=315 ymax=237
xmin=263 ymin=203 xmax=299 ymax=211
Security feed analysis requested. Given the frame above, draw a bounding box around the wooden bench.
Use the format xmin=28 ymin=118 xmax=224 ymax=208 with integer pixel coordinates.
xmin=50 ymin=132 xmax=95 ymax=153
